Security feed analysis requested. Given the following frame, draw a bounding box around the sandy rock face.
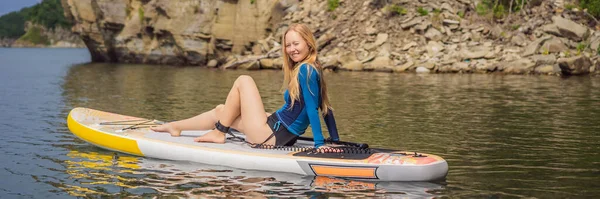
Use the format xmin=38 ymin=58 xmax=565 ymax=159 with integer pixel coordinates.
xmin=61 ymin=0 xmax=292 ymax=65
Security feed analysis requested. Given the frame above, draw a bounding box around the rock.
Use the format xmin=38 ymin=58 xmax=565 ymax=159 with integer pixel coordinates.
xmin=395 ymin=60 xmax=414 ymax=72
xmin=538 ymin=38 xmax=568 ymax=54
xmin=365 ymin=27 xmax=377 ymax=35
xmin=415 ymin=21 xmax=432 ymax=34
xmin=368 ymin=56 xmax=393 ymax=72
xmin=461 ymin=32 xmax=472 ymax=42
xmin=460 ymin=46 xmax=492 ymax=60
xmin=553 ymin=16 xmax=590 ymax=42
xmin=531 ymin=55 xmax=557 ymax=66
xmin=63 ymin=0 xmax=289 ymax=65
xmin=240 ymin=60 xmax=261 ymax=70
xmin=374 ymin=33 xmax=389 ymax=46
xmin=441 ymin=3 xmax=455 ymax=13
xmin=450 ymin=62 xmax=471 ymax=72
xmin=421 ymin=62 xmax=436 ymax=70
xmin=541 ymin=24 xmax=561 ymax=36
xmin=534 ymin=64 xmax=561 ymax=74
xmin=511 ymin=33 xmax=528 ymax=47
xmin=259 ymin=58 xmax=275 ymax=69
xmin=473 ymin=60 xmax=491 ymax=72
xmin=272 ymin=58 xmax=284 ymax=69
xmin=443 ymin=19 xmax=460 ymax=25
xmin=360 ymin=54 xmax=377 ymax=63
xmin=590 ymin=33 xmax=600 ymax=51
xmin=341 ymin=60 xmax=364 ymax=71
xmin=424 ymin=28 xmax=443 ymax=41
xmin=401 ymin=17 xmax=423 ymax=29
xmin=402 ymin=42 xmax=418 ymax=51
xmin=557 ymin=56 xmax=592 ymax=75
xmin=523 ymin=36 xmax=552 ymax=57
xmin=489 ymin=25 xmax=504 ymax=39
xmin=426 ymin=41 xmax=445 ymax=57
xmin=317 ymin=31 xmax=336 ymax=49
xmin=503 ymin=59 xmax=536 ymax=74
xmin=207 ymin=59 xmax=218 ymax=68
xmin=338 ymin=53 xmax=363 ymax=71
xmin=416 ymin=67 xmax=431 ymax=73
xmin=321 ymin=55 xmax=339 ymax=70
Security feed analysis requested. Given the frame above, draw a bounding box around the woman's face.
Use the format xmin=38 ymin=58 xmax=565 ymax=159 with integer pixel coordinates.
xmin=285 ymin=30 xmax=310 ymax=63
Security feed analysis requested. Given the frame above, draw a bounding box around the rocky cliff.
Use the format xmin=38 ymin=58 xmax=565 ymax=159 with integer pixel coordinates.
xmin=61 ymin=0 xmax=291 ymax=65
xmin=63 ymin=0 xmax=600 ymax=75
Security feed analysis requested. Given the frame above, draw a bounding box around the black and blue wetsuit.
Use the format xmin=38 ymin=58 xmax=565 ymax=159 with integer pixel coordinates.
xmin=266 ymin=63 xmax=339 ymax=148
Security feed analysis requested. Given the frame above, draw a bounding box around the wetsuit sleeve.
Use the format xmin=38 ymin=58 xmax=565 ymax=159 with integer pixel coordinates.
xmin=324 ymin=108 xmax=339 ymax=141
xmin=299 ymin=64 xmax=325 ymax=148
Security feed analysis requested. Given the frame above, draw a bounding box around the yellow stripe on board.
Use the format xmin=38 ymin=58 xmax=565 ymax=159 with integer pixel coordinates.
xmin=67 ymin=110 xmax=143 ymax=156
xmin=311 ymin=165 xmax=377 ymax=179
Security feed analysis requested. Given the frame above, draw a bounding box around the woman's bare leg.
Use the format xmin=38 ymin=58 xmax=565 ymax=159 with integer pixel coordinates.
xmin=150 ymin=104 xmax=244 ymax=136
xmin=194 ymin=75 xmax=275 ymax=145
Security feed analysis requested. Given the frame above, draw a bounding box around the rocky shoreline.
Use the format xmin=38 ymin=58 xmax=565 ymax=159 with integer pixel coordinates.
xmin=61 ymin=0 xmax=600 ymax=76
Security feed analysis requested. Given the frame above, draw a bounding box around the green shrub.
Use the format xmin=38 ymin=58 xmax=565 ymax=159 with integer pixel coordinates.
xmin=327 ymin=0 xmax=339 ymax=12
xmin=511 ymin=24 xmax=520 ymax=30
xmin=0 ymin=0 xmax=71 ymax=39
xmin=577 ymin=42 xmax=587 ymax=54
xmin=494 ymin=4 xmax=505 ymax=19
xmin=565 ymin=4 xmax=577 ymax=10
xmin=417 ymin=7 xmax=429 ymax=16
xmin=457 ymin=11 xmax=465 ymax=18
xmin=18 ymin=26 xmax=49 ymax=45
xmin=581 ymin=0 xmax=600 ymax=18
xmin=138 ymin=7 xmax=145 ymax=24
xmin=476 ymin=2 xmax=490 ymax=15
xmin=251 ymin=0 xmax=255 ymax=4
xmin=389 ymin=4 xmax=407 ymax=16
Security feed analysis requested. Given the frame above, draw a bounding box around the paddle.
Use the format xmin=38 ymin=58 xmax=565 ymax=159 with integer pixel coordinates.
xmin=297 ymin=136 xmax=369 ymax=149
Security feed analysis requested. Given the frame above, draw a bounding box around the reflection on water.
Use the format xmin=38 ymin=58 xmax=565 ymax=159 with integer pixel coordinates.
xmin=59 ymin=150 xmax=442 ymax=198
xmin=57 ymin=63 xmax=600 ymax=198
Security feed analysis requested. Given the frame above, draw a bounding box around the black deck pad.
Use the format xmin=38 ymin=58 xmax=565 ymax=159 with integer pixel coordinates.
xmin=292 ymin=147 xmax=403 ymax=160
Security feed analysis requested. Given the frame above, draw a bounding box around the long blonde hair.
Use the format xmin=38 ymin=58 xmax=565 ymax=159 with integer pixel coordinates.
xmin=281 ymin=24 xmax=332 ymax=115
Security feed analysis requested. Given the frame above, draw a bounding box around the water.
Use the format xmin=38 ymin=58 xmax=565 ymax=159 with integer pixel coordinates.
xmin=1 ymin=48 xmax=599 ymax=198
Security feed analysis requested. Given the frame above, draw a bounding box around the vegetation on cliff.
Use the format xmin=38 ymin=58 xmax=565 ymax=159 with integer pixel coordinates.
xmin=17 ymin=26 xmax=50 ymax=45
xmin=0 ymin=0 xmax=71 ymax=39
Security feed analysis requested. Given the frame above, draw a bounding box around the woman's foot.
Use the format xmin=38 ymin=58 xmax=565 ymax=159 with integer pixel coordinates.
xmin=193 ymin=129 xmax=226 ymax=143
xmin=150 ymin=123 xmax=181 ymax=137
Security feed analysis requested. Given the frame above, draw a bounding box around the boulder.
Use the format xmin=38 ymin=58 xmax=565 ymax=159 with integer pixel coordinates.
xmin=259 ymin=59 xmax=275 ymax=69
xmin=552 ymin=16 xmax=590 ymax=42
xmin=531 ymin=55 xmax=557 ymax=66
xmin=460 ymin=46 xmax=492 ymax=60
xmin=503 ymin=59 xmax=536 ymax=74
xmin=450 ymin=62 xmax=471 ymax=72
xmin=424 ymin=28 xmax=443 ymax=41
xmin=416 ymin=67 xmax=431 ymax=73
xmin=523 ymin=36 xmax=552 ymax=57
xmin=534 ymin=64 xmax=561 ymax=74
xmin=240 ymin=60 xmax=261 ymax=70
xmin=426 ymin=41 xmax=445 ymax=57
xmin=538 ymin=38 xmax=568 ymax=54
xmin=395 ymin=60 xmax=415 ymax=72
xmin=207 ymin=59 xmax=218 ymax=68
xmin=557 ymin=56 xmax=592 ymax=75
xmin=367 ymin=56 xmax=394 ymax=72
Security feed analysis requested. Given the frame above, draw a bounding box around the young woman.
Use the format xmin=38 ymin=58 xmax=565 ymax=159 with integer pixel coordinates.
xmin=151 ymin=24 xmax=339 ymax=149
